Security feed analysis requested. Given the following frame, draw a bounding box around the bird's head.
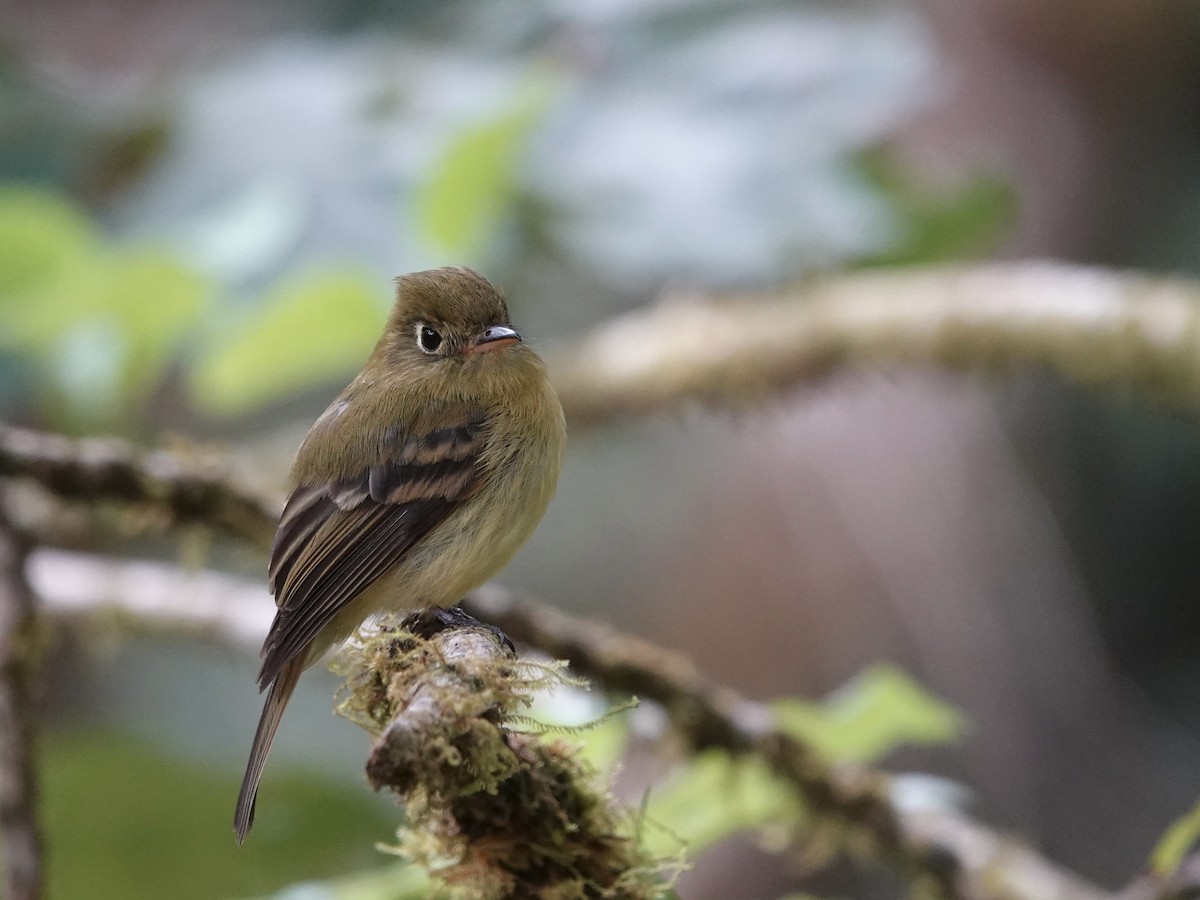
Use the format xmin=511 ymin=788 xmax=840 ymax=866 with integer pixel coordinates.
xmin=368 ymin=267 xmax=543 ymax=397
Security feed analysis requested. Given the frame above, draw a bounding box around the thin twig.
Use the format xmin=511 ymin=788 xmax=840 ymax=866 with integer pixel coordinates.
xmin=0 ymin=496 xmax=43 ymax=900
xmin=548 ymin=262 xmax=1200 ymax=425
xmin=0 ymin=424 xmax=278 ymax=551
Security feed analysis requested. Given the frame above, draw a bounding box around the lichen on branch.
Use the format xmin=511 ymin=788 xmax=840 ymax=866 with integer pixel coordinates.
xmin=549 ymin=262 xmax=1200 ymax=425
xmin=334 ymin=607 xmax=680 ymax=900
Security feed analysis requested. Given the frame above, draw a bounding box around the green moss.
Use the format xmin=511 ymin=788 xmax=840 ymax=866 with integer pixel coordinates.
xmin=335 ymin=620 xmax=681 ymax=898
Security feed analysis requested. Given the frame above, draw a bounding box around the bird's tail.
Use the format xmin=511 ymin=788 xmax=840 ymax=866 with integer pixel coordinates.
xmin=234 ymin=657 xmax=302 ymax=843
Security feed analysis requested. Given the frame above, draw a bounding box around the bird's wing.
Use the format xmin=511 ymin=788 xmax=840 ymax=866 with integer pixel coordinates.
xmin=257 ymin=416 xmax=487 ymax=688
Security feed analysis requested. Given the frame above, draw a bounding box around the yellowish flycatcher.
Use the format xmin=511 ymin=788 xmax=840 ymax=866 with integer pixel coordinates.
xmin=234 ymin=267 xmax=565 ymax=841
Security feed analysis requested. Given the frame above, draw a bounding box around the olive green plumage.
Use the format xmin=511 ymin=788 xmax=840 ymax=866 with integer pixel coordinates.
xmin=234 ymin=267 xmax=566 ymax=842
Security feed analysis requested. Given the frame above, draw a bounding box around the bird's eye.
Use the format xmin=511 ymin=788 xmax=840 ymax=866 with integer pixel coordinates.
xmin=416 ymin=324 xmax=443 ymax=354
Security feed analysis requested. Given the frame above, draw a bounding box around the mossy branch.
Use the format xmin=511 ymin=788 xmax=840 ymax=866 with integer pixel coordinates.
xmin=25 ymin=548 xmax=1113 ymax=899
xmin=463 ymin=586 xmax=1109 ymax=900
xmin=548 ymin=262 xmax=1200 ymax=425
xmin=0 ymin=424 xmax=278 ymax=551
xmin=337 ymin=607 xmax=678 ymax=899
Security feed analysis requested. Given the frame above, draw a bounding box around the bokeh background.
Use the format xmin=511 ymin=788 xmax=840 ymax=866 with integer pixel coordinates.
xmin=3 ymin=0 xmax=1200 ymax=897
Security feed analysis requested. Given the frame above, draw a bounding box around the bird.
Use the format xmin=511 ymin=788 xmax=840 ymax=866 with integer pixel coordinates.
xmin=233 ymin=267 xmax=566 ymax=842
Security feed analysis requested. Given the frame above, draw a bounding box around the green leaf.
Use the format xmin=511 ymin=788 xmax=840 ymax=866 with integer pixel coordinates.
xmin=0 ymin=184 xmax=98 ymax=300
xmin=573 ymin=714 xmax=633 ymax=775
xmin=523 ymin=683 xmax=633 ymax=774
xmin=640 ymin=667 xmax=962 ymax=860
xmin=415 ymin=79 xmax=554 ymax=259
xmin=773 ymin=664 xmax=966 ymax=764
xmin=1151 ymin=796 xmax=1200 ymax=876
xmin=0 ymin=186 xmax=212 ymax=426
xmin=854 ymin=149 xmax=1016 ymax=267
xmin=94 ymin=249 xmax=209 ymax=398
xmin=48 ymin=251 xmax=207 ymax=424
xmin=191 ymin=270 xmax=387 ymax=415
xmin=642 ymin=751 xmax=798 ymax=858
xmin=0 ymin=234 xmax=208 ymax=426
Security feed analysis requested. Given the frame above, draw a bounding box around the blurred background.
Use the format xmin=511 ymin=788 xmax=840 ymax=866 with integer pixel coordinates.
xmin=3 ymin=0 xmax=1200 ymax=897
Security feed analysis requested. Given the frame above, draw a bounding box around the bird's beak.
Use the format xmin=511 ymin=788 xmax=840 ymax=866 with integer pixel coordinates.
xmin=467 ymin=324 xmax=521 ymax=355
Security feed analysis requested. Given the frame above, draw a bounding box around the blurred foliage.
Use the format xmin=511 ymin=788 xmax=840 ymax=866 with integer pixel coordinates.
xmin=415 ymin=78 xmax=556 ymax=262
xmin=191 ymin=270 xmax=384 ymax=417
xmin=0 ymin=182 xmax=393 ymax=430
xmin=642 ymin=664 xmax=962 ymax=860
xmin=257 ymin=861 xmax=432 ymax=900
xmin=0 ymin=186 xmax=95 ymax=297
xmin=41 ymin=728 xmax=396 ymax=900
xmin=0 ymin=77 xmax=558 ymax=430
xmin=565 ymin=708 xmax=634 ymax=775
xmin=0 ymin=139 xmax=1009 ymax=432
xmin=79 ymin=119 xmax=173 ymax=204
xmin=854 ymin=149 xmax=1015 ymax=267
xmin=643 ymin=751 xmax=791 ymax=860
xmin=772 ymin=663 xmax=966 ymax=764
xmin=1151 ymin=795 xmax=1200 ymax=877
xmin=0 ymin=186 xmax=209 ymax=430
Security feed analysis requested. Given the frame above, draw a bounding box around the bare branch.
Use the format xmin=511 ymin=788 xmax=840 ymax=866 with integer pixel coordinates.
xmin=548 ymin=262 xmax=1200 ymax=425
xmin=26 ymin=548 xmax=271 ymax=652
xmin=0 ymin=424 xmax=278 ymax=550
xmin=0 ymin=499 xmax=43 ymax=900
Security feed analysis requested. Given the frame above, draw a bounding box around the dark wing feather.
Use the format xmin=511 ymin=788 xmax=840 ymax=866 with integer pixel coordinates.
xmin=268 ymin=485 xmax=337 ymax=597
xmin=257 ymin=416 xmax=487 ymax=689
